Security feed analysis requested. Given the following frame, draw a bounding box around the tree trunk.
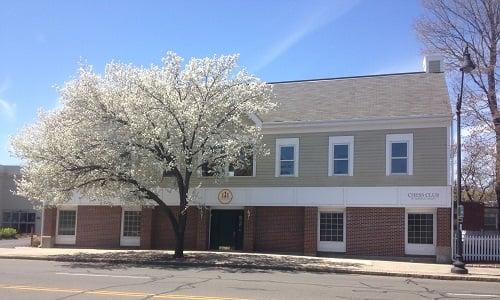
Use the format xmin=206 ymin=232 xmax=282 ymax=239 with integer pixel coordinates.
xmin=174 ymin=207 xmax=187 ymax=258
xmin=496 ymin=121 xmax=500 ymax=232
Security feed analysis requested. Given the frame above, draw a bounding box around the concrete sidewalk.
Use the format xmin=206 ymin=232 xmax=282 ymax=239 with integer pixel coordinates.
xmin=0 ymin=247 xmax=499 ymax=282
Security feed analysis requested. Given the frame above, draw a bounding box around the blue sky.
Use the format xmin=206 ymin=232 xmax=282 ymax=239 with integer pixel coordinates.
xmin=0 ymin=0 xmax=425 ymax=165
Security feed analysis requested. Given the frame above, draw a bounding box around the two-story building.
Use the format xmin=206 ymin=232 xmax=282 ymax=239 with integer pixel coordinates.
xmin=41 ymin=57 xmax=453 ymax=262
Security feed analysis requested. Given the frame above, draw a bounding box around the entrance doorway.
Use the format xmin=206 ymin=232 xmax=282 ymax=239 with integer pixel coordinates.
xmin=209 ymin=209 xmax=244 ymax=250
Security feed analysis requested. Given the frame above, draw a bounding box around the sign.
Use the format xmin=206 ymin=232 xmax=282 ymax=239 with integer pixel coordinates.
xmin=218 ymin=189 xmax=233 ymax=204
xmin=406 ymin=192 xmax=440 ymax=201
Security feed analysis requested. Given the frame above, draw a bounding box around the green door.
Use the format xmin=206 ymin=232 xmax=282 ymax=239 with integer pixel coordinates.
xmin=209 ymin=210 xmax=244 ymax=250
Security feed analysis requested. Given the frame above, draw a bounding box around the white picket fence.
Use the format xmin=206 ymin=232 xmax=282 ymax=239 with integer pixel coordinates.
xmin=460 ymin=233 xmax=500 ymax=262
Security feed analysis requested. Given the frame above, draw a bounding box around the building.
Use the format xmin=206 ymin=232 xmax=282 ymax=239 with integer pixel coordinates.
xmin=463 ymin=201 xmax=499 ymax=232
xmin=0 ymin=165 xmax=41 ymax=234
xmin=41 ymin=57 xmax=453 ymax=262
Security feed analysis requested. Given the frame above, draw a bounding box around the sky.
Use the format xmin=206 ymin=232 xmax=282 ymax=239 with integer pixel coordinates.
xmin=0 ymin=0 xmax=426 ymax=165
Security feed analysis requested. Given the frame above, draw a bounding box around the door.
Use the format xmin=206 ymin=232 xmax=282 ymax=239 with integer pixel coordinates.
xmin=209 ymin=210 xmax=244 ymax=250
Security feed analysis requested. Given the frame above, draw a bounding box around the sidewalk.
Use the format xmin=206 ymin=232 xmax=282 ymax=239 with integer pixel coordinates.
xmin=0 ymin=247 xmax=499 ymax=282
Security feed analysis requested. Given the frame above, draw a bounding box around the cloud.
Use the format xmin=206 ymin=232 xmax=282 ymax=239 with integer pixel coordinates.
xmin=254 ymin=0 xmax=360 ymax=71
xmin=0 ymin=78 xmax=16 ymax=120
xmin=0 ymin=98 xmax=16 ymax=120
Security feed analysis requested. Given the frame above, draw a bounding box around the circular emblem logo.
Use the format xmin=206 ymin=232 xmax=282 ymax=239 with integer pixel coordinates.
xmin=218 ymin=189 xmax=233 ymax=204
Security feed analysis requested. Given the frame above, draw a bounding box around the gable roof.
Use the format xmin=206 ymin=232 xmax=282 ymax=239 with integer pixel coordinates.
xmin=262 ymin=72 xmax=452 ymax=123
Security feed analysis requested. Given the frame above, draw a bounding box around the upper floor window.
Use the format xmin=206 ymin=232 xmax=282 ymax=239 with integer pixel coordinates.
xmin=275 ymin=138 xmax=299 ymax=177
xmin=386 ymin=134 xmax=413 ymax=176
xmin=228 ymin=148 xmax=255 ymax=177
xmin=328 ymin=136 xmax=354 ymax=176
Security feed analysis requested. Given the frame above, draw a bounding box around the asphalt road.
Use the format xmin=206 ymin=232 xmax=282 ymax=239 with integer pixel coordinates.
xmin=0 ymin=258 xmax=498 ymax=300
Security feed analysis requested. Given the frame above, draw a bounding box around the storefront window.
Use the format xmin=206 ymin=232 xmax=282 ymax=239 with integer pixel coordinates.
xmin=407 ymin=213 xmax=433 ymax=244
xmin=319 ymin=212 xmax=344 ymax=242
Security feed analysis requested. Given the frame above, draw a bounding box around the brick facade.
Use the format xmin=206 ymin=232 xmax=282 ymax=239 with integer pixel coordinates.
xmin=75 ymin=206 xmax=122 ymax=248
xmin=196 ymin=208 xmax=209 ymax=250
xmin=346 ymin=207 xmax=405 ymax=256
xmin=140 ymin=207 xmax=153 ymax=249
xmin=42 ymin=207 xmax=57 ymax=236
xmin=243 ymin=207 xmax=256 ymax=252
xmin=151 ymin=206 xmax=199 ymax=250
xmin=255 ymin=207 xmax=305 ymax=253
xmin=303 ymin=207 xmax=318 ymax=255
xmin=437 ymin=207 xmax=451 ymax=247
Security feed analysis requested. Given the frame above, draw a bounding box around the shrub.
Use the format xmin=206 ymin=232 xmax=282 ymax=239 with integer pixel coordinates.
xmin=0 ymin=227 xmax=17 ymax=239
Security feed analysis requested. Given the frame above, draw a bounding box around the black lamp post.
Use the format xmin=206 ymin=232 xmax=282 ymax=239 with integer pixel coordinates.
xmin=451 ymin=45 xmax=476 ymax=274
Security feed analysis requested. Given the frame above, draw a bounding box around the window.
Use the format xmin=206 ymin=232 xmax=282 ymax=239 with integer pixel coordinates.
xmin=275 ymin=138 xmax=299 ymax=177
xmin=1 ymin=210 xmax=36 ymax=233
xmin=484 ymin=212 xmax=498 ymax=231
xmin=386 ymin=134 xmax=413 ymax=175
xmin=57 ymin=210 xmax=76 ymax=236
xmin=329 ymin=136 xmax=354 ymax=176
xmin=228 ymin=148 xmax=255 ymax=177
xmin=319 ymin=212 xmax=344 ymax=242
xmin=407 ymin=213 xmax=433 ymax=244
xmin=123 ymin=211 xmax=141 ymax=237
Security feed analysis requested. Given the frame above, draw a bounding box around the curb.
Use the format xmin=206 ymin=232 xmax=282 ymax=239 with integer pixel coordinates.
xmin=0 ymin=255 xmax=499 ymax=283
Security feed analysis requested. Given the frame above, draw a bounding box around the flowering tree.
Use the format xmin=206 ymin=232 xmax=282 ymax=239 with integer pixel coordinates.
xmin=11 ymin=53 xmax=276 ymax=257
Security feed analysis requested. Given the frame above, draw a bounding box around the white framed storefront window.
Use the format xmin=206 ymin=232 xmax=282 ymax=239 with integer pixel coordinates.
xmin=386 ymin=133 xmax=413 ymax=176
xmin=317 ymin=207 xmax=346 ymax=252
xmin=405 ymin=208 xmax=436 ymax=256
xmin=275 ymin=138 xmax=299 ymax=177
xmin=120 ymin=207 xmax=142 ymax=247
xmin=328 ymin=136 xmax=354 ymax=176
xmin=55 ymin=206 xmax=77 ymax=245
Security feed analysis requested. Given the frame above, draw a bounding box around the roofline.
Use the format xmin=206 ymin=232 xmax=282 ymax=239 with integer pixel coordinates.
xmin=267 ymin=71 xmax=435 ymax=85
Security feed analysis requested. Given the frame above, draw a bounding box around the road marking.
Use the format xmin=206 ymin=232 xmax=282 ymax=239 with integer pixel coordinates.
xmin=446 ymin=293 xmax=500 ymax=298
xmin=0 ymin=283 xmax=246 ymax=300
xmin=56 ymin=272 xmax=151 ymax=279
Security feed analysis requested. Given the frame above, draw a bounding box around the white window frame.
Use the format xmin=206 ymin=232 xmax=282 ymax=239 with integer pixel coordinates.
xmin=227 ymin=151 xmax=257 ymax=177
xmin=120 ymin=207 xmax=142 ymax=247
xmin=317 ymin=207 xmax=346 ymax=252
xmin=328 ymin=136 xmax=354 ymax=176
xmin=405 ymin=208 xmax=436 ymax=256
xmin=55 ymin=206 xmax=77 ymax=245
xmin=275 ymin=138 xmax=299 ymax=177
xmin=386 ymin=133 xmax=413 ymax=176
xmin=484 ymin=212 xmax=498 ymax=231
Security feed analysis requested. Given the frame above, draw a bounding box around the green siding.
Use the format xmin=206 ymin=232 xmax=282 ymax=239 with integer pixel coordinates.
xmin=195 ymin=127 xmax=448 ymax=187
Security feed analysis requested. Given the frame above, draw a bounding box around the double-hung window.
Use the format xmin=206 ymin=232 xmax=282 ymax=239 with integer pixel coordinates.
xmin=228 ymin=147 xmax=255 ymax=177
xmin=386 ymin=134 xmax=413 ymax=175
xmin=328 ymin=136 xmax=354 ymax=176
xmin=275 ymin=138 xmax=299 ymax=177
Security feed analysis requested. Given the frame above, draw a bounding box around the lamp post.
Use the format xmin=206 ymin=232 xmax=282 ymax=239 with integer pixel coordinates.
xmin=451 ymin=45 xmax=475 ymax=274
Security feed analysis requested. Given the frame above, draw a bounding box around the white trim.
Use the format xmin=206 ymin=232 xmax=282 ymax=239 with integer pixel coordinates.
xmin=405 ymin=208 xmax=437 ymax=256
xmin=328 ymin=136 xmax=354 ymax=176
xmin=55 ymin=206 xmax=77 ymax=245
xmin=262 ymin=115 xmax=451 ymax=134
xmin=386 ymin=133 xmax=413 ymax=176
xmin=317 ymin=207 xmax=346 ymax=252
xmin=120 ymin=207 xmax=141 ymax=247
xmin=275 ymin=138 xmax=299 ymax=177
xmin=155 ymin=186 xmax=451 ymax=207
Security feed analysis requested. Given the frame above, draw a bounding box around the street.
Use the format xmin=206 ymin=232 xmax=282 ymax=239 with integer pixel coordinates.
xmin=0 ymin=259 xmax=498 ymax=299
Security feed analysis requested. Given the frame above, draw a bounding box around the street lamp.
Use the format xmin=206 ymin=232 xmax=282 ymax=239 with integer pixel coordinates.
xmin=451 ymin=45 xmax=476 ymax=274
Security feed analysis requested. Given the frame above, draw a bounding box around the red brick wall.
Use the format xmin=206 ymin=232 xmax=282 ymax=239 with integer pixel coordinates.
xmin=140 ymin=207 xmax=153 ymax=249
xmin=196 ymin=209 xmax=209 ymax=250
xmin=151 ymin=206 xmax=198 ymax=250
xmin=243 ymin=207 xmax=256 ymax=252
xmin=75 ymin=206 xmax=122 ymax=248
xmin=437 ymin=208 xmax=451 ymax=247
xmin=303 ymin=207 xmax=317 ymax=255
xmin=346 ymin=207 xmax=405 ymax=256
xmin=42 ymin=207 xmax=57 ymax=236
xmin=463 ymin=202 xmax=484 ymax=231
xmin=255 ymin=207 xmax=305 ymax=253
